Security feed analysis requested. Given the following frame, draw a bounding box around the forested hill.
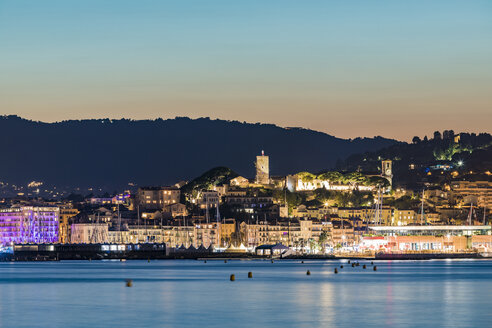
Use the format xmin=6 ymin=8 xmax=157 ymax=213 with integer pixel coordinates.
xmin=339 ymin=131 xmax=492 ymax=187
xmin=0 ymin=115 xmax=397 ymax=190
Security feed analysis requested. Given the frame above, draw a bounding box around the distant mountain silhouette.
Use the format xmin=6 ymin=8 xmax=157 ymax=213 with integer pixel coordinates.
xmin=0 ymin=115 xmax=398 ymax=190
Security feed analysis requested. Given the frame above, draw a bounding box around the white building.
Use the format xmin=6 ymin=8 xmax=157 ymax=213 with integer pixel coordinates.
xmin=70 ymin=223 xmax=109 ymax=243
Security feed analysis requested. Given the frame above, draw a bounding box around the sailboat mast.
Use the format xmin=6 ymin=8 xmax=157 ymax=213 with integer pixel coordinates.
xmin=467 ymin=203 xmax=473 ymax=225
xmin=420 ymin=189 xmax=425 ymax=225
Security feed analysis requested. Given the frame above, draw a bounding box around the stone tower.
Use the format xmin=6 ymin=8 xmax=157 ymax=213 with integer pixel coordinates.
xmin=381 ymin=160 xmax=393 ymax=187
xmin=255 ymin=150 xmax=270 ymax=185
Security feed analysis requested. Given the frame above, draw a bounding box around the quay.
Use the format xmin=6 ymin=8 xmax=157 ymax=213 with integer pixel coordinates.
xmin=1 ymin=243 xmax=490 ymax=261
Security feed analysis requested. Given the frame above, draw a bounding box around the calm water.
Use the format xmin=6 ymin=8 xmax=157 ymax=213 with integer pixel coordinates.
xmin=0 ymin=259 xmax=490 ymax=328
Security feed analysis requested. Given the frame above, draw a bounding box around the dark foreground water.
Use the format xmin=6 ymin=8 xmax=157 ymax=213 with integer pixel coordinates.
xmin=0 ymin=259 xmax=490 ymax=328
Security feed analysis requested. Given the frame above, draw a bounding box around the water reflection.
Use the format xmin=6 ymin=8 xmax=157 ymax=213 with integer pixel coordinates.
xmin=0 ymin=260 xmax=490 ymax=328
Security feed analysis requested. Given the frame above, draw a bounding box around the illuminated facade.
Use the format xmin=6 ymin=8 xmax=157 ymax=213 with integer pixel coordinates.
xmin=291 ymin=176 xmax=374 ymax=192
xmin=451 ymin=180 xmax=492 ymax=208
xmin=255 ymin=151 xmax=270 ymax=185
xmin=0 ymin=207 xmax=59 ymax=245
xmin=137 ymin=187 xmax=181 ymax=210
xmin=70 ymin=223 xmax=109 ymax=244
xmin=59 ymin=207 xmax=79 ymax=243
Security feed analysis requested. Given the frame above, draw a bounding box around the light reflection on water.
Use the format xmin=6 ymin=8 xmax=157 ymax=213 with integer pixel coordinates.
xmin=0 ymin=259 xmax=490 ymax=328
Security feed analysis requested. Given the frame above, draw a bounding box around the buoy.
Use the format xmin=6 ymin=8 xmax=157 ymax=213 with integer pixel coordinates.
xmin=373 ymin=266 xmax=377 ymax=271
xmin=248 ymin=272 xmax=253 ymax=278
xmin=224 ymin=260 xmax=228 ymax=263
xmin=230 ymin=274 xmax=235 ymax=281
xmin=334 ymin=268 xmax=338 ymax=274
xmin=125 ymin=279 xmax=133 ymax=287
xmin=271 ymin=259 xmax=274 ymax=263
xmin=363 ymin=264 xmax=367 ymax=269
xmin=340 ymin=265 xmax=344 ymax=269
xmin=306 ymin=270 xmax=311 ymax=275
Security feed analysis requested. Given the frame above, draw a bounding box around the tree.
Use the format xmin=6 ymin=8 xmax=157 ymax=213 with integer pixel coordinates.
xmin=318 ymin=171 xmax=343 ymax=183
xmin=313 ymin=188 xmax=333 ymax=204
xmin=297 ymin=172 xmax=316 ymax=182
xmin=412 ymin=136 xmax=421 ymax=144
xmin=319 ymin=231 xmax=328 ymax=253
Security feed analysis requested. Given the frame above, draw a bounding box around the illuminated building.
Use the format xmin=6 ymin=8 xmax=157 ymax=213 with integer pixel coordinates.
xmin=331 ymin=220 xmax=355 ymax=246
xmin=290 ymin=176 xmax=374 ymax=192
xmin=137 ymin=187 xmax=181 ymax=210
xmin=239 ymin=219 xmax=330 ymax=250
xmin=220 ymin=218 xmax=236 ymax=243
xmin=163 ymin=203 xmax=188 ymax=218
xmin=70 ymin=223 xmax=109 ymax=244
xmin=0 ymin=207 xmax=59 ymax=245
xmin=393 ymin=209 xmax=417 ymax=226
xmin=337 ymin=206 xmax=393 ymax=225
xmin=255 ymin=150 xmax=270 ymax=185
xmin=194 ymin=222 xmax=220 ymax=247
xmin=198 ymin=190 xmax=219 ymax=209
xmin=59 ymin=207 xmax=79 ymax=243
xmin=229 ymin=176 xmax=249 ymax=187
xmin=364 ymin=225 xmax=492 ymax=252
xmin=368 ymin=225 xmax=491 ymax=236
xmin=450 ymin=180 xmax=492 ymax=208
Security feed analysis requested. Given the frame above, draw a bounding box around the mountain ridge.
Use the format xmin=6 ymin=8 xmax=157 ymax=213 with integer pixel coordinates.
xmin=0 ymin=115 xmax=399 ymax=190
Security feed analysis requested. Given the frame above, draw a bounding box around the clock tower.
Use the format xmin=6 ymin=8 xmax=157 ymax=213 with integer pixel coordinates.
xmin=381 ymin=160 xmax=393 ymax=187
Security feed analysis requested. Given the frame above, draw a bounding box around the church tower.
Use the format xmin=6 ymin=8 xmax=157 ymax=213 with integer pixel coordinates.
xmin=381 ymin=160 xmax=393 ymax=187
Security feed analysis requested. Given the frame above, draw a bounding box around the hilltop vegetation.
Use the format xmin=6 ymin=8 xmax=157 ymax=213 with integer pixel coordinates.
xmin=181 ymin=167 xmax=238 ymax=200
xmin=296 ymin=171 xmax=390 ymax=187
xmin=340 ymin=131 xmax=492 ymax=188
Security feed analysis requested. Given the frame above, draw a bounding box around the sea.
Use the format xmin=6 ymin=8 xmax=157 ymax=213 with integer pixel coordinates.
xmin=0 ymin=259 xmax=490 ymax=327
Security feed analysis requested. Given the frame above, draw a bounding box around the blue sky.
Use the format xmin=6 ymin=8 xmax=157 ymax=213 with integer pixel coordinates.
xmin=1 ymin=0 xmax=491 ymax=140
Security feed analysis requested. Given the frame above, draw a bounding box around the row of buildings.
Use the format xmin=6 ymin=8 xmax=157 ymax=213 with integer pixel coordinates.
xmin=1 ymin=206 xmax=490 ymax=254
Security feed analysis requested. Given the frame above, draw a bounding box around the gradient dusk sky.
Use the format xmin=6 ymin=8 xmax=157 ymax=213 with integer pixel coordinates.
xmin=1 ymin=0 xmax=491 ymax=140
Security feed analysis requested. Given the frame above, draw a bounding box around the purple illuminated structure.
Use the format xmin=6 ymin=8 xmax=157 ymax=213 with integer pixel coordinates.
xmin=0 ymin=207 xmax=59 ymax=245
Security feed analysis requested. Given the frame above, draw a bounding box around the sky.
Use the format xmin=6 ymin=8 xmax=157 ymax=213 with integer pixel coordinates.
xmin=1 ymin=0 xmax=491 ymax=141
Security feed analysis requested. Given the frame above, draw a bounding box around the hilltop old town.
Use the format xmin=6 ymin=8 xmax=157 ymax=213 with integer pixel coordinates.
xmin=1 ymin=131 xmax=491 ymax=258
